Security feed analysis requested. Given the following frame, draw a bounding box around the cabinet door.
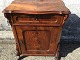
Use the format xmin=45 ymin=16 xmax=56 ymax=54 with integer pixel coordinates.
xmin=15 ymin=25 xmax=61 ymax=56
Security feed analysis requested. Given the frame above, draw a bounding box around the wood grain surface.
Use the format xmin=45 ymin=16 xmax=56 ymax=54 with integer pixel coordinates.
xmin=3 ymin=0 xmax=70 ymax=14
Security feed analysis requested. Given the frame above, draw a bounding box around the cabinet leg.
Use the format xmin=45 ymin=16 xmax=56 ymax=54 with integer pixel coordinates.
xmin=55 ymin=56 xmax=60 ymax=60
xmin=17 ymin=55 xmax=28 ymax=60
xmin=55 ymin=52 xmax=60 ymax=60
xmin=55 ymin=43 xmax=61 ymax=60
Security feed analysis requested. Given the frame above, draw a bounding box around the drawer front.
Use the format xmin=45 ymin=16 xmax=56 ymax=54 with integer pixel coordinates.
xmin=12 ymin=14 xmax=64 ymax=26
xmin=15 ymin=25 xmax=62 ymax=56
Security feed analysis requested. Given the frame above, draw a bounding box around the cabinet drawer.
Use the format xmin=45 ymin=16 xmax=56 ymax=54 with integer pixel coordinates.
xmin=12 ymin=14 xmax=64 ymax=26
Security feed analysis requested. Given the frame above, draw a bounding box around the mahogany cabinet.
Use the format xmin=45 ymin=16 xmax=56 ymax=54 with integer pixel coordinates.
xmin=3 ymin=0 xmax=70 ymax=60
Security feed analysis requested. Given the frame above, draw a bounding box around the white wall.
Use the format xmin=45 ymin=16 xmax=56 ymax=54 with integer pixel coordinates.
xmin=0 ymin=0 xmax=13 ymax=11
xmin=0 ymin=0 xmax=13 ymax=30
xmin=62 ymin=0 xmax=80 ymax=17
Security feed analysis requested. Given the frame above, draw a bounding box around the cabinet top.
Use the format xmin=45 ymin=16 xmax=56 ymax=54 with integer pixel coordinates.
xmin=3 ymin=0 xmax=70 ymax=14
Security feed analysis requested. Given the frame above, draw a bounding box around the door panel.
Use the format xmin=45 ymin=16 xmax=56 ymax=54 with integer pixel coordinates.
xmin=15 ymin=26 xmax=61 ymax=55
xmin=24 ymin=30 xmax=50 ymax=51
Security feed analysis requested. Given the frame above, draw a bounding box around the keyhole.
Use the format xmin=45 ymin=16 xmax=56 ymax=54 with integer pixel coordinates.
xmin=36 ymin=19 xmax=38 ymax=20
xmin=35 ymin=18 xmax=38 ymax=21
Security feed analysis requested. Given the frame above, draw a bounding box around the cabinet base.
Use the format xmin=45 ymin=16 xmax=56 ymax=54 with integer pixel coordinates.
xmin=17 ymin=55 xmax=60 ymax=60
xmin=17 ymin=55 xmax=28 ymax=60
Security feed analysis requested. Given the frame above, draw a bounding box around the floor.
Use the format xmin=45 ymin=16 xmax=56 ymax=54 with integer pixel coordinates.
xmin=0 ymin=40 xmax=80 ymax=60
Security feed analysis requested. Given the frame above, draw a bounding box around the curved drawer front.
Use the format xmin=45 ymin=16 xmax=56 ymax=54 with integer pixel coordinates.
xmin=12 ymin=14 xmax=64 ymax=26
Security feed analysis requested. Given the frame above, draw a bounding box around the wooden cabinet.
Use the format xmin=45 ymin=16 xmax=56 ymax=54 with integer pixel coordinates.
xmin=3 ymin=0 xmax=70 ymax=60
xmin=12 ymin=14 xmax=63 ymax=56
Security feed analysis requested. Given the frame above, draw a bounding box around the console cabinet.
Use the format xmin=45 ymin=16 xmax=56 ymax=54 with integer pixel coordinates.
xmin=3 ymin=0 xmax=70 ymax=60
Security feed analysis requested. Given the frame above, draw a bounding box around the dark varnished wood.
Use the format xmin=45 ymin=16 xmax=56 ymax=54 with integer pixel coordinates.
xmin=3 ymin=0 xmax=70 ymax=60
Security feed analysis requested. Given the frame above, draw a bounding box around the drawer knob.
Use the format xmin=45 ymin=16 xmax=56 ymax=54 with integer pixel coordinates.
xmin=55 ymin=20 xmax=57 ymax=23
xmin=35 ymin=18 xmax=38 ymax=20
